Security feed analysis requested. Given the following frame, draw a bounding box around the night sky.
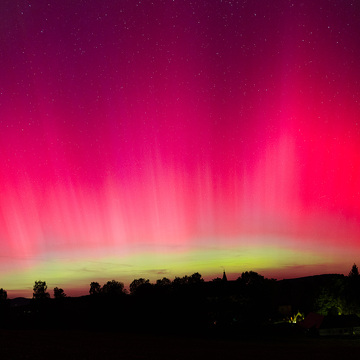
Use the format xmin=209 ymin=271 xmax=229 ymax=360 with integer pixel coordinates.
xmin=1 ymin=0 xmax=360 ymax=297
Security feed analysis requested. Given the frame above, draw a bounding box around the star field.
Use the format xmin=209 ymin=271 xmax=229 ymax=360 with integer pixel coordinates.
xmin=1 ymin=1 xmax=360 ymax=297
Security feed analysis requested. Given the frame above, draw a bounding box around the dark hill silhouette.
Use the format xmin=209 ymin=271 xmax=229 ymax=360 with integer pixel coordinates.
xmin=9 ymin=297 xmax=32 ymax=307
xmin=276 ymin=274 xmax=346 ymax=313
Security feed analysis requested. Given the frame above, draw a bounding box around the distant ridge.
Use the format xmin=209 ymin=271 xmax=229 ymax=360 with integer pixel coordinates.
xmin=9 ymin=297 xmax=32 ymax=307
xmin=279 ymin=273 xmax=345 ymax=282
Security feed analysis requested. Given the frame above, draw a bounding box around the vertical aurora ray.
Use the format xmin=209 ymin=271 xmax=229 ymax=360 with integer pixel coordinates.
xmin=0 ymin=1 xmax=360 ymax=297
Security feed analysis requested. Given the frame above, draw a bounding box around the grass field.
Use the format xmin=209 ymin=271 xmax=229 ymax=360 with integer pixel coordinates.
xmin=1 ymin=329 xmax=360 ymax=359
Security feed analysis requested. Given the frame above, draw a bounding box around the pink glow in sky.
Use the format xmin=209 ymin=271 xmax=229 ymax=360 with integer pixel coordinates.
xmin=1 ymin=1 xmax=360 ymax=297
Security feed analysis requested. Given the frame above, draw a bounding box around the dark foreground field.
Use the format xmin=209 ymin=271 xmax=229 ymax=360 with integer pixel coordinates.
xmin=1 ymin=329 xmax=360 ymax=360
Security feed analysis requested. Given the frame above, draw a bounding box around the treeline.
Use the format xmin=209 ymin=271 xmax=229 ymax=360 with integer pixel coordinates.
xmin=0 ymin=265 xmax=360 ymax=334
xmin=0 ymin=271 xmax=276 ymax=333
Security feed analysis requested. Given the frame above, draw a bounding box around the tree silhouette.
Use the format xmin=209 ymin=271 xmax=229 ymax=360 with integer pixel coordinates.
xmin=155 ymin=277 xmax=171 ymax=287
xmin=130 ymin=278 xmax=150 ymax=295
xmin=102 ymin=280 xmax=124 ymax=297
xmin=345 ymin=263 xmax=360 ymax=314
xmin=0 ymin=288 xmax=7 ymax=301
xmin=314 ymin=286 xmax=344 ymax=316
xmin=238 ymin=271 xmax=264 ymax=286
xmin=33 ymin=280 xmax=50 ymax=300
xmin=89 ymin=281 xmax=101 ymax=295
xmin=188 ymin=272 xmax=204 ymax=284
xmin=53 ymin=287 xmax=66 ymax=299
xmin=173 ymin=273 xmax=204 ymax=287
xmin=349 ymin=263 xmax=359 ymax=277
xmin=173 ymin=276 xmax=188 ymax=286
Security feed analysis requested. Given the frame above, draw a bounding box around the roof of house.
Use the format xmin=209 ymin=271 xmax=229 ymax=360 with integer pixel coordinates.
xmin=299 ymin=313 xmax=360 ymax=330
xmin=321 ymin=315 xmax=360 ymax=329
xmin=298 ymin=312 xmax=324 ymax=329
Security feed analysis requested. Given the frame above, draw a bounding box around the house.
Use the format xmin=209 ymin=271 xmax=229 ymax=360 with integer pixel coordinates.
xmin=319 ymin=315 xmax=360 ymax=336
xmin=299 ymin=312 xmax=360 ymax=336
